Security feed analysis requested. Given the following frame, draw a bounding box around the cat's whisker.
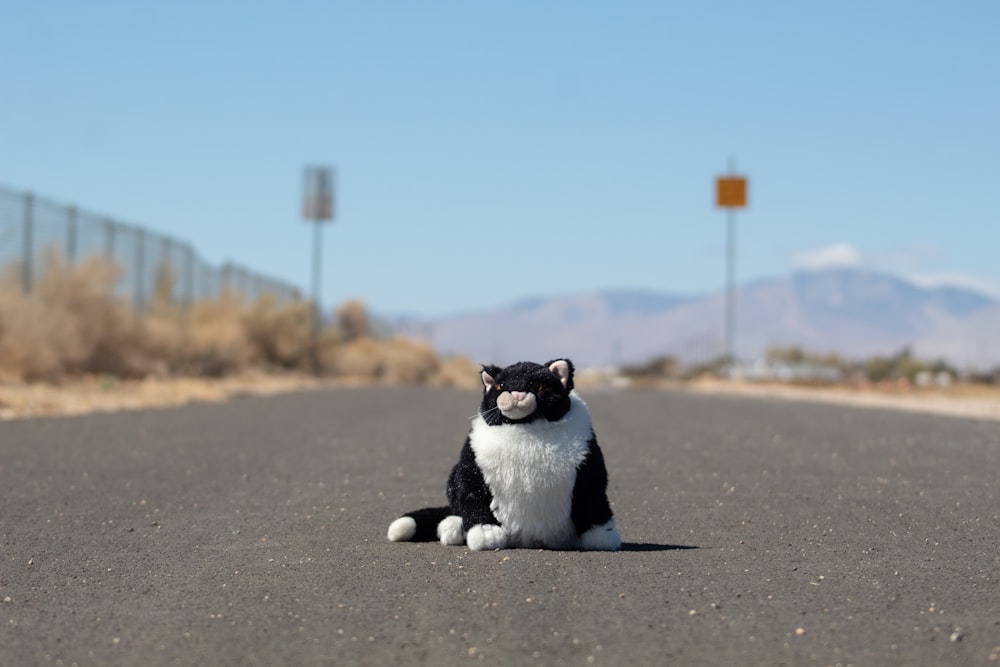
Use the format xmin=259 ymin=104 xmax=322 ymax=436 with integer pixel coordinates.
xmin=471 ymin=406 xmax=501 ymax=421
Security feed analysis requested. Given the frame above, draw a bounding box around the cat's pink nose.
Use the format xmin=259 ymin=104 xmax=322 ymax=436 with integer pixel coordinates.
xmin=510 ymin=391 xmax=529 ymax=403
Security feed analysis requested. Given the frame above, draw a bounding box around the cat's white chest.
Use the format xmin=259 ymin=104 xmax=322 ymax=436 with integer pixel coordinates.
xmin=469 ymin=393 xmax=593 ymax=548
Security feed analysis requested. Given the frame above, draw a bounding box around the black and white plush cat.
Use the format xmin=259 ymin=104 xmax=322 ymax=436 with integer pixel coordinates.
xmin=387 ymin=358 xmax=621 ymax=551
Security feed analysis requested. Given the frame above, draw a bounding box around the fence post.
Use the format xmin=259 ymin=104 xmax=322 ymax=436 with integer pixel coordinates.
xmin=197 ymin=260 xmax=207 ymax=301
xmin=105 ymin=217 xmax=116 ymax=260
xmin=159 ymin=237 xmax=171 ymax=306
xmin=135 ymin=226 xmax=145 ymax=312
xmin=238 ymin=265 xmax=249 ymax=301
xmin=22 ymin=191 xmax=34 ymax=294
xmin=183 ymin=244 xmax=194 ymax=308
xmin=243 ymin=267 xmax=253 ymax=301
xmin=67 ymin=205 xmax=78 ymax=264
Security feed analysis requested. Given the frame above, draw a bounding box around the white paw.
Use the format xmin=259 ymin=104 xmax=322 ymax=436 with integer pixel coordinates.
xmin=437 ymin=515 xmax=465 ymax=546
xmin=580 ymin=518 xmax=621 ymax=551
xmin=466 ymin=523 xmax=508 ymax=551
xmin=387 ymin=516 xmax=417 ymax=542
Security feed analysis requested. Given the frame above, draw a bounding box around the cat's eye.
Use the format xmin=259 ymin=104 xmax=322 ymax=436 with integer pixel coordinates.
xmin=537 ymin=383 xmax=545 ymax=394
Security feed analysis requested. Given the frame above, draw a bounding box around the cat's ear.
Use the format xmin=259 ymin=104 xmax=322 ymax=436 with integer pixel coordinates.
xmin=546 ymin=359 xmax=575 ymax=390
xmin=481 ymin=365 xmax=502 ymax=391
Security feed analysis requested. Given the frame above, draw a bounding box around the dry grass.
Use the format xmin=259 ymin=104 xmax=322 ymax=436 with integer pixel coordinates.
xmin=0 ymin=254 xmax=477 ymax=393
xmin=0 ymin=372 xmax=326 ymax=421
xmin=684 ymin=375 xmax=1000 ymax=422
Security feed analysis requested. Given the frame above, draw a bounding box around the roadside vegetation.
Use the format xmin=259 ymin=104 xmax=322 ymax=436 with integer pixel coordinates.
xmin=621 ymin=345 xmax=1000 ymax=389
xmin=4 ymin=253 xmax=992 ymax=390
xmin=0 ymin=253 xmax=476 ymax=387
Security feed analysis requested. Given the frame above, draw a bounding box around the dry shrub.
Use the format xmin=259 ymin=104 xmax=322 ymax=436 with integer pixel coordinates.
xmin=336 ymin=299 xmax=371 ymax=342
xmin=138 ymin=265 xmax=250 ymax=377
xmin=139 ymin=312 xmax=185 ymax=376
xmin=325 ymin=336 xmax=442 ymax=384
xmin=0 ymin=253 xmax=458 ymax=386
xmin=323 ymin=300 xmax=451 ymax=383
xmin=429 ymin=354 xmax=481 ymax=388
xmin=243 ymin=294 xmax=314 ymax=369
xmin=183 ymin=291 xmax=253 ymax=376
xmin=0 ymin=272 xmax=61 ymax=381
xmin=0 ymin=253 xmax=144 ymax=380
xmin=143 ymin=264 xmax=313 ymax=375
xmin=323 ymin=337 xmax=381 ymax=378
xmin=374 ymin=338 xmax=441 ymax=384
xmin=140 ymin=263 xmax=188 ymax=375
xmin=37 ymin=253 xmax=142 ymax=377
xmin=139 ymin=287 xmax=315 ymax=377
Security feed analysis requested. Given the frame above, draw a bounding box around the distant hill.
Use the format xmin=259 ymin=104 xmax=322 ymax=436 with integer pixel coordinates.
xmin=913 ymin=302 xmax=1000 ymax=369
xmin=405 ymin=268 xmax=998 ymax=369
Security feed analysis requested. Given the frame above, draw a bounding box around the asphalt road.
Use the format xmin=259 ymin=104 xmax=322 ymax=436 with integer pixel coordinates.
xmin=1 ymin=386 xmax=998 ymax=666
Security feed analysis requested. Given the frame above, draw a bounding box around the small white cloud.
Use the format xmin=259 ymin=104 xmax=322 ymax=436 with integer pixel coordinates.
xmin=791 ymin=243 xmax=864 ymax=270
xmin=906 ymin=273 xmax=1000 ymax=298
xmin=876 ymin=244 xmax=943 ymax=272
xmin=787 ymin=243 xmax=999 ymax=299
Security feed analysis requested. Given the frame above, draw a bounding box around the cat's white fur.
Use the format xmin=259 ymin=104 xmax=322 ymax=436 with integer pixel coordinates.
xmin=387 ymin=516 xmax=417 ymax=542
xmin=580 ymin=518 xmax=621 ymax=550
xmin=453 ymin=391 xmax=596 ymax=549
xmin=437 ymin=515 xmax=464 ymax=545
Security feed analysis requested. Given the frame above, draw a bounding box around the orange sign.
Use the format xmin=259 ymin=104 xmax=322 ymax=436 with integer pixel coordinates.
xmin=716 ymin=176 xmax=747 ymax=208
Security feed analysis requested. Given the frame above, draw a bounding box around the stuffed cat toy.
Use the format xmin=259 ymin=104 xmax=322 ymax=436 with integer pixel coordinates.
xmin=387 ymin=358 xmax=621 ymax=551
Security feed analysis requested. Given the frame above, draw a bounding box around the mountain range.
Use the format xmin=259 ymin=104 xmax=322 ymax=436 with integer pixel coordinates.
xmin=398 ymin=268 xmax=1000 ymax=370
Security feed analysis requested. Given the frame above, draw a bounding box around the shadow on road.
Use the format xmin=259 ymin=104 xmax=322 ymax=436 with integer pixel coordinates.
xmin=619 ymin=542 xmax=699 ymax=552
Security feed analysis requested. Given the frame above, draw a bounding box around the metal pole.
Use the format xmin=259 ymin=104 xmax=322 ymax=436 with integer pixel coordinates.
xmin=22 ymin=191 xmax=33 ymax=294
xmin=302 ymin=165 xmax=334 ymax=374
xmin=135 ymin=227 xmax=145 ymax=312
xmin=726 ymin=207 xmax=735 ymax=365
xmin=67 ymin=205 xmax=78 ymax=264
xmin=724 ymin=157 xmax=737 ymax=367
xmin=310 ymin=221 xmax=323 ymax=373
xmin=105 ymin=218 xmax=116 ymax=261
xmin=183 ymin=244 xmax=194 ymax=308
xmin=160 ymin=237 xmax=172 ymax=305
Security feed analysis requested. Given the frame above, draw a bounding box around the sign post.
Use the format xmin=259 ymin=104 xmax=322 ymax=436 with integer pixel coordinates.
xmin=302 ymin=166 xmax=335 ymax=372
xmin=715 ymin=159 xmax=748 ymax=368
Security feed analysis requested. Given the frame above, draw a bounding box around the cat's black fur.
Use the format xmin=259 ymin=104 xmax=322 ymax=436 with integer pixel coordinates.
xmin=387 ymin=358 xmax=621 ymax=551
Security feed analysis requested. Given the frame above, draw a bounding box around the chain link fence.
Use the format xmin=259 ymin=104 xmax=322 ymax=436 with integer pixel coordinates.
xmin=0 ymin=185 xmax=302 ymax=308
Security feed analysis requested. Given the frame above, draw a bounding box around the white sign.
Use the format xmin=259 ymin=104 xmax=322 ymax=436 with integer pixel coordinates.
xmin=302 ymin=167 xmax=334 ymax=221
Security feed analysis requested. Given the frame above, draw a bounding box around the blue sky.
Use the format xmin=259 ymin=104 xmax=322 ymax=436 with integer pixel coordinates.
xmin=2 ymin=1 xmax=998 ymax=317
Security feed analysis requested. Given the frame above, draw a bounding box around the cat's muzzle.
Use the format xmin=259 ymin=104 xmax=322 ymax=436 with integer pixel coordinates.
xmin=496 ymin=391 xmax=537 ymax=420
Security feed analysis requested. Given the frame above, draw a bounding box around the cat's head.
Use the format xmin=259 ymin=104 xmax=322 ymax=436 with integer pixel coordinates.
xmin=479 ymin=359 xmax=576 ymax=425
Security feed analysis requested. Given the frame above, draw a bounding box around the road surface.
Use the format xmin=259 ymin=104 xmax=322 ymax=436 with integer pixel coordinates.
xmin=1 ymin=386 xmax=998 ymax=665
